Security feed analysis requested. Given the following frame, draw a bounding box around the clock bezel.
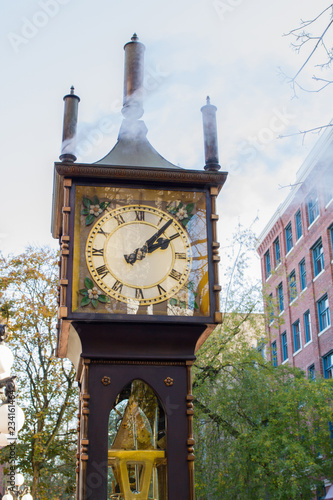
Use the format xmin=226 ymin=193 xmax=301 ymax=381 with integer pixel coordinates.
xmin=66 ymin=176 xmax=217 ymax=325
xmin=85 ymin=203 xmax=193 ymax=305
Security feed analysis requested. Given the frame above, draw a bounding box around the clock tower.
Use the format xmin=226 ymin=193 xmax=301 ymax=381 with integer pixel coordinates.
xmin=52 ymin=34 xmax=227 ymax=500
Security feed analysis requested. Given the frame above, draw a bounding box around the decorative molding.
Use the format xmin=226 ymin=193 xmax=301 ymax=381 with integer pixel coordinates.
xmin=55 ymin=162 xmax=227 ymax=187
xmin=90 ymin=359 xmax=186 ymax=366
xmin=78 ymin=361 xmax=90 ymax=499
xmin=186 ymin=360 xmax=195 ymax=500
xmin=58 ymin=180 xmax=72 ymax=323
xmin=210 ymin=187 xmax=222 ymax=324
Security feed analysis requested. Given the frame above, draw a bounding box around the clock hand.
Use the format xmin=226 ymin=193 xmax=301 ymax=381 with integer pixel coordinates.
xmin=124 ymin=219 xmax=173 ymax=265
xmin=145 ymin=219 xmax=173 ymax=247
xmin=148 ymin=233 xmax=180 ymax=253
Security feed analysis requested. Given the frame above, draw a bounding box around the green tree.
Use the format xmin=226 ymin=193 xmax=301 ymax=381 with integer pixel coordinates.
xmin=193 ymin=227 xmax=333 ymax=499
xmin=0 ymin=247 xmax=78 ymax=499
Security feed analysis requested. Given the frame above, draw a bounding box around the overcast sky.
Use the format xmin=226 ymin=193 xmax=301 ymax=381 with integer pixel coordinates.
xmin=1 ymin=0 xmax=333 ymax=279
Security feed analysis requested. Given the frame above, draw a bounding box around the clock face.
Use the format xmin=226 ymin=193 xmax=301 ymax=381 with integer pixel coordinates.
xmin=85 ymin=205 xmax=192 ymax=305
xmin=72 ymin=185 xmax=211 ymax=318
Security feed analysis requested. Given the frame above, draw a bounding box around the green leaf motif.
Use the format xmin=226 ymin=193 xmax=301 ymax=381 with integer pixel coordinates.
xmin=81 ymin=208 xmax=90 ymax=216
xmin=79 ymin=289 xmax=88 ymax=296
xmin=92 ymin=195 xmax=99 ymax=205
xmin=81 ymin=297 xmax=91 ymax=307
xmin=83 ymin=197 xmax=91 ymax=208
xmin=186 ymin=203 xmax=194 ymax=214
xmin=85 ymin=214 xmax=95 ymax=226
xmin=180 ymin=301 xmax=187 ymax=309
xmin=194 ymin=301 xmax=199 ymax=310
xmin=98 ymin=295 xmax=110 ymax=303
xmin=169 ymin=298 xmax=178 ymax=306
xmin=91 ymin=299 xmax=99 ymax=309
xmin=85 ymin=277 xmax=94 ymax=289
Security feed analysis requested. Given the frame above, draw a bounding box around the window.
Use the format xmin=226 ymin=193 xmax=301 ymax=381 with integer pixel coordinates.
xmin=312 ymin=238 xmax=324 ymax=277
xmin=307 ymin=189 xmax=319 ymax=226
xmin=285 ymin=222 xmax=293 ymax=253
xmin=304 ymin=310 xmax=311 ymax=343
xmin=323 ymin=351 xmax=333 ymax=379
xmin=317 ymin=294 xmax=330 ymax=332
xmin=281 ymin=332 xmax=288 ymax=361
xmin=257 ymin=338 xmax=266 ymax=359
xmin=295 ymin=209 xmax=303 ymax=240
xmin=299 ymin=258 xmax=306 ymax=290
xmin=272 ymin=341 xmax=277 ymax=367
xmin=274 ymin=237 xmax=281 ymax=266
xmin=316 ymin=484 xmax=326 ymax=500
xmin=264 ymin=250 xmax=271 ymax=279
xmin=308 ymin=364 xmax=315 ymax=380
xmin=277 ymin=282 xmax=284 ymax=313
xmin=288 ymin=269 xmax=297 ymax=302
xmin=292 ymin=319 xmax=301 ymax=352
xmin=267 ymin=293 xmax=274 ymax=324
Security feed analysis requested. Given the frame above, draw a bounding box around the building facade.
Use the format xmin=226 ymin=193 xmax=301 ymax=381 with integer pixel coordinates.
xmin=257 ymin=126 xmax=333 ymax=380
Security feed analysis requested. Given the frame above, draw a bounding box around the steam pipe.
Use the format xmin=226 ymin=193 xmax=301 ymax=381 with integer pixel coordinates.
xmin=201 ymin=96 xmax=221 ymax=171
xmin=59 ymin=86 xmax=80 ymax=162
xmin=122 ymin=33 xmax=145 ymax=120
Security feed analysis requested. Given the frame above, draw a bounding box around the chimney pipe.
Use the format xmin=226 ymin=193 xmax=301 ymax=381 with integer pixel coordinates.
xmin=122 ymin=33 xmax=145 ymax=120
xmin=201 ymin=96 xmax=221 ymax=171
xmin=59 ymin=86 xmax=80 ymax=162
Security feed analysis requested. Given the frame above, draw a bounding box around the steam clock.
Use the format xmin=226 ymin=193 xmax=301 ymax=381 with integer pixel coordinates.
xmin=51 ymin=34 xmax=227 ymax=499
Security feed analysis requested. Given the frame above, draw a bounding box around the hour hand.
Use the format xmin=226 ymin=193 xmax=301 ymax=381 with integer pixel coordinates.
xmin=148 ymin=232 xmax=180 ymax=253
xmin=124 ymin=219 xmax=173 ymax=265
xmin=148 ymin=237 xmax=170 ymax=253
xmin=124 ymin=243 xmax=148 ymax=265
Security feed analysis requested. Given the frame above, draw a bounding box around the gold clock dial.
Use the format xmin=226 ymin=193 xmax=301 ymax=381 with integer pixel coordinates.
xmin=85 ymin=205 xmax=192 ymax=305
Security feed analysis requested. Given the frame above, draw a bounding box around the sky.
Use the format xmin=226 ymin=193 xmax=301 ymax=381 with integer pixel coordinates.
xmin=1 ymin=0 xmax=333 ymax=280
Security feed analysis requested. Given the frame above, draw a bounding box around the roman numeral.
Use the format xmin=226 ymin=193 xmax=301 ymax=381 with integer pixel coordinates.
xmin=169 ymin=269 xmax=182 ymax=281
xmin=135 ymin=288 xmax=144 ymax=299
xmin=96 ymin=265 xmax=109 ymax=279
xmin=114 ymin=214 xmax=125 ymax=225
xmin=135 ymin=210 xmax=145 ymax=221
xmin=92 ymin=248 xmax=104 ymax=256
xmin=97 ymin=228 xmax=109 ymax=237
xmin=112 ymin=280 xmax=123 ymax=292
xmin=175 ymin=252 xmax=186 ymax=259
xmin=157 ymin=284 xmax=166 ymax=295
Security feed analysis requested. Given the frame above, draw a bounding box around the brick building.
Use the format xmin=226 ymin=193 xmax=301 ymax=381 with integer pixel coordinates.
xmin=257 ymin=126 xmax=333 ymax=379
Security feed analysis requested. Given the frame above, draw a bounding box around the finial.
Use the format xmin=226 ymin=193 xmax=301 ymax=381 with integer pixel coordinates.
xmin=122 ymin=34 xmax=145 ymax=120
xmin=60 ymin=87 xmax=80 ymax=162
xmin=201 ymin=97 xmax=221 ymax=171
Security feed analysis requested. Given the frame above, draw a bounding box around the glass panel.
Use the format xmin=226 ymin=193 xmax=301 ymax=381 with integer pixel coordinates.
xmin=108 ymin=380 xmax=167 ymax=500
xmin=73 ymin=185 xmax=210 ymax=317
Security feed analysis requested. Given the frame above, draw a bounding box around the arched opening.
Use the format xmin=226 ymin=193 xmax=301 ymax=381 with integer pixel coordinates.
xmin=108 ymin=379 xmax=167 ymax=499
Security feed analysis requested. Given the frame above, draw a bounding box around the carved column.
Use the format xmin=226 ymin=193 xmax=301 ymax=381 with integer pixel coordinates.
xmin=186 ymin=360 xmax=195 ymax=500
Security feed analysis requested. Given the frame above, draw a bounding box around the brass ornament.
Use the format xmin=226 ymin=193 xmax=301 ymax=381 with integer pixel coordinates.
xmin=101 ymin=376 xmax=111 ymax=386
xmin=164 ymin=377 xmax=174 ymax=387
